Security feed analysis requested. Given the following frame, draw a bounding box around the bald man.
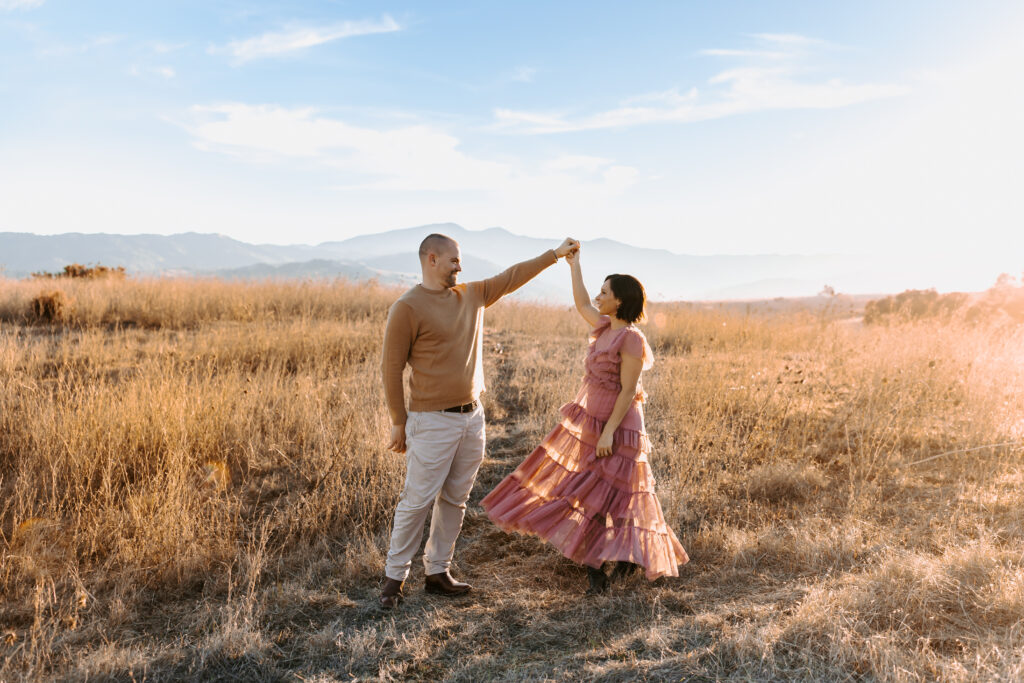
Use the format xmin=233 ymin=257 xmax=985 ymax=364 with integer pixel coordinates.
xmin=379 ymin=232 xmax=579 ymax=608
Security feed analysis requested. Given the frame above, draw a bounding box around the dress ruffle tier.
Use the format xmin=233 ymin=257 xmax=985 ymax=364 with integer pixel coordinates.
xmin=482 ymin=317 xmax=688 ymax=581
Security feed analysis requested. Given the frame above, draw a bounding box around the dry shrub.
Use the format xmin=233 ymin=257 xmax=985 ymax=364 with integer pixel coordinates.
xmin=29 ymin=290 xmax=69 ymax=322
xmin=966 ymin=282 xmax=1024 ymax=325
xmin=746 ymin=462 xmax=827 ymax=503
xmin=780 ymin=540 xmax=1024 ymax=679
xmin=866 ymin=279 xmax=1024 ymax=326
xmin=32 ymin=263 xmax=126 ymax=280
xmin=864 ymin=289 xmax=968 ymax=324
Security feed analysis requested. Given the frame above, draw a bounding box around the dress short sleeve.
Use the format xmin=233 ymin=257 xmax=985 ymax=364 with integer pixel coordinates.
xmin=620 ymin=328 xmax=654 ymax=370
xmin=588 ymin=315 xmax=613 ymax=344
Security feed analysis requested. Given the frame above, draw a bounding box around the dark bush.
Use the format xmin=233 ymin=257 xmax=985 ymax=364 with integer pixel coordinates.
xmin=865 ymin=278 xmax=1024 ymax=326
xmin=864 ymin=289 xmax=968 ymax=324
xmin=30 ymin=290 xmax=69 ymax=322
xmin=32 ymin=264 xmax=126 ymax=279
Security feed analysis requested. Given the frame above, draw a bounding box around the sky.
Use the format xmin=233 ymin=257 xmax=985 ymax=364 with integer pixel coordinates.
xmin=1 ymin=1 xmax=1023 ymax=289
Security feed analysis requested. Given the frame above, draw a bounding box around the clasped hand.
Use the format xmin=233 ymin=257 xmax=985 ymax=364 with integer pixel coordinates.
xmin=555 ymin=237 xmax=581 ymax=259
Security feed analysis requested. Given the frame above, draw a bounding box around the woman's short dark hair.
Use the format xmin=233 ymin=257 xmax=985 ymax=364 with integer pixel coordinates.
xmin=605 ymin=274 xmax=647 ymax=324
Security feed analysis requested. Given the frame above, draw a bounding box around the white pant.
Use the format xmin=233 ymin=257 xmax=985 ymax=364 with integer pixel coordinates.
xmin=384 ymin=406 xmax=486 ymax=582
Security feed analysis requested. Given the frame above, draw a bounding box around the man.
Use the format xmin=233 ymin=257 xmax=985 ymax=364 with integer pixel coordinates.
xmin=379 ymin=232 xmax=579 ymax=608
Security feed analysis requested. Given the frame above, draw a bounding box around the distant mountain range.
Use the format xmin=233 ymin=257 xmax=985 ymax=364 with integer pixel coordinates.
xmin=0 ymin=224 xmax=984 ymax=301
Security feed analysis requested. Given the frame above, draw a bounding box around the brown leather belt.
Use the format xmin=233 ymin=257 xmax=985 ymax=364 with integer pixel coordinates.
xmin=442 ymin=400 xmax=478 ymax=414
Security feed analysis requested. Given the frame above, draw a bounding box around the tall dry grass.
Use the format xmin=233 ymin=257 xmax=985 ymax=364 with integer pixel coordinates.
xmin=0 ymin=276 xmax=392 ymax=328
xmin=0 ymin=275 xmax=1023 ymax=681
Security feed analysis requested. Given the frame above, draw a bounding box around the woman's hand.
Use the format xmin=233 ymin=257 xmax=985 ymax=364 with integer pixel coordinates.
xmin=596 ymin=430 xmax=614 ymax=458
xmin=566 ymin=244 xmax=580 ymax=267
xmin=555 ymin=237 xmax=581 ymax=259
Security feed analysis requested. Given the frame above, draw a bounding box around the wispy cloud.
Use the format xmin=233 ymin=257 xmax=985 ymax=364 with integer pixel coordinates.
xmin=621 ymin=87 xmax=699 ymax=106
xmin=184 ymin=104 xmax=509 ymax=191
xmin=493 ymin=33 xmax=905 ymax=134
xmin=0 ymin=0 xmax=44 ymax=10
xmin=699 ymin=49 xmax=787 ymax=59
xmin=37 ymin=34 xmax=123 ymax=57
xmin=129 ymin=65 xmax=175 ymax=79
xmin=510 ymin=66 xmax=537 ymax=83
xmin=212 ymin=15 xmax=400 ymax=63
xmin=148 ymin=40 xmax=187 ymax=54
xmin=749 ymin=33 xmax=830 ymax=47
xmin=180 ymin=103 xmax=639 ymax=197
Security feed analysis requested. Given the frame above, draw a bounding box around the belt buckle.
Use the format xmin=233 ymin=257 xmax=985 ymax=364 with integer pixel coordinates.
xmin=446 ymin=400 xmax=476 ymax=413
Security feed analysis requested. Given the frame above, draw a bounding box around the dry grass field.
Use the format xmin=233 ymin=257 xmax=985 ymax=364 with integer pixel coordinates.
xmin=1 ymin=275 xmax=1024 ymax=681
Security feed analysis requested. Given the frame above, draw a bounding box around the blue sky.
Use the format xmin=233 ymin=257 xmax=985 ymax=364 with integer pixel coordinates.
xmin=2 ymin=1 xmax=1022 ymax=287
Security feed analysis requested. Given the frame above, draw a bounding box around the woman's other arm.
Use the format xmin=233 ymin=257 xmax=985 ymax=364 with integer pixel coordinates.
xmin=566 ymin=248 xmax=601 ymax=327
xmin=595 ymin=352 xmax=643 ymax=457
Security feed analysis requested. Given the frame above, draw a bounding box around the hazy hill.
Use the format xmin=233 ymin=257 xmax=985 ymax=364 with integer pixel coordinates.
xmin=307 ymin=223 xmax=864 ymax=302
xmin=0 ymin=225 xmax=874 ymax=301
xmin=0 ymin=232 xmax=317 ymax=276
xmin=213 ymin=259 xmax=417 ymax=285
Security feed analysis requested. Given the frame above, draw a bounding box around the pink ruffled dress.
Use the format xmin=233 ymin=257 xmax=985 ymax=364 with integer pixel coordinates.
xmin=481 ymin=316 xmax=689 ymax=580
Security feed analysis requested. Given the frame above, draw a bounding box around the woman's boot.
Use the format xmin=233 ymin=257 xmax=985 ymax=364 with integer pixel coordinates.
xmin=586 ymin=564 xmax=609 ymax=595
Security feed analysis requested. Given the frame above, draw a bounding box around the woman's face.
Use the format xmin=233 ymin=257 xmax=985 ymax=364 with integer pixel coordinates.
xmin=594 ymin=280 xmax=621 ymax=317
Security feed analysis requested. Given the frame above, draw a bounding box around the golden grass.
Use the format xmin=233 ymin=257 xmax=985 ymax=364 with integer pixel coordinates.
xmin=1 ymin=275 xmax=1023 ymax=681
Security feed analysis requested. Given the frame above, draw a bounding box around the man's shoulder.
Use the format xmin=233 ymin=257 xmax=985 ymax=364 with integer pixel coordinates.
xmin=386 ymin=288 xmax=418 ymax=322
xmin=453 ymin=282 xmax=480 ymax=297
xmin=454 ymin=281 xmax=486 ymax=299
xmin=393 ymin=285 xmax=431 ymax=308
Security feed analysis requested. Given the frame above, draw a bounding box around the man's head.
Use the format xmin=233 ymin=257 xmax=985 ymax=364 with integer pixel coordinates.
xmin=419 ymin=233 xmax=462 ymax=289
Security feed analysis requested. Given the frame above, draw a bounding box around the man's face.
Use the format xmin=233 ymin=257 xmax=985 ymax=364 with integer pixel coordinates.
xmin=433 ymin=243 xmax=462 ymax=288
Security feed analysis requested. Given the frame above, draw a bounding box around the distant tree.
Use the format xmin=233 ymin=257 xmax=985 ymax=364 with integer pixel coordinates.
xmin=819 ymin=285 xmax=836 ymax=297
xmin=864 ymin=289 xmax=968 ymax=325
xmin=995 ymin=272 xmax=1019 ymax=288
xmin=32 ymin=263 xmax=126 ymax=280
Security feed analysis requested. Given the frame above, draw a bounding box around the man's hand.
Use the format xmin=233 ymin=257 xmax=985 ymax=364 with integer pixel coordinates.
xmin=387 ymin=424 xmax=407 ymax=454
xmin=555 ymin=237 xmax=581 ymax=259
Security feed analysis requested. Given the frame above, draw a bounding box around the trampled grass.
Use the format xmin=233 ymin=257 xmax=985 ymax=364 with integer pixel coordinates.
xmin=1 ymin=275 xmax=1023 ymax=681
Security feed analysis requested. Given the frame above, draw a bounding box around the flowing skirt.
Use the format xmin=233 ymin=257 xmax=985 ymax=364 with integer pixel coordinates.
xmin=481 ymin=382 xmax=688 ymax=580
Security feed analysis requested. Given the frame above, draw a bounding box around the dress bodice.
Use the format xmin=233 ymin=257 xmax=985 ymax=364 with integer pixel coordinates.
xmin=584 ymin=316 xmax=654 ymax=398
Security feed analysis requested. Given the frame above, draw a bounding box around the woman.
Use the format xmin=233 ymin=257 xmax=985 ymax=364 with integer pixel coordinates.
xmin=481 ymin=244 xmax=688 ymax=593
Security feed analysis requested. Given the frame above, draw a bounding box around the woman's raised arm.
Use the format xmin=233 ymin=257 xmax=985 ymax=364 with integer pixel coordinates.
xmin=566 ymin=247 xmax=601 ymax=327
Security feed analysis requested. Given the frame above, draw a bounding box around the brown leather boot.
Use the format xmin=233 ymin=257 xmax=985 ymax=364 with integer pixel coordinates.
xmin=379 ymin=577 xmax=404 ymax=609
xmin=424 ymin=571 xmax=472 ymax=596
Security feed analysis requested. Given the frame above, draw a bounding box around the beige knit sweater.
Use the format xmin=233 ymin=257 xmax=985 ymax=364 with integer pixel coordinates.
xmin=381 ymin=250 xmax=558 ymax=425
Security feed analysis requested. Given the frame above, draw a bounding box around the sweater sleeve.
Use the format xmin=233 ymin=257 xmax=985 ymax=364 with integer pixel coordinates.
xmin=381 ymin=301 xmax=414 ymax=425
xmin=476 ymin=250 xmax=558 ymax=307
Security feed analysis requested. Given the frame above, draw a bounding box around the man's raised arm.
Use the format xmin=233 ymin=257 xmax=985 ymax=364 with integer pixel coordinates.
xmin=479 ymin=238 xmax=579 ymax=307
